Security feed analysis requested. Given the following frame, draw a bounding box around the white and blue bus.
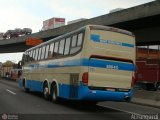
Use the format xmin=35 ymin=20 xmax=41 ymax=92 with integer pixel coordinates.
xmin=19 ymin=25 xmax=135 ymax=104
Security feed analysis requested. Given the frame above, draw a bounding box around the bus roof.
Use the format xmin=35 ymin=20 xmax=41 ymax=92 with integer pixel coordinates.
xmin=25 ymin=25 xmax=134 ymax=52
xmin=89 ymin=25 xmax=134 ymax=37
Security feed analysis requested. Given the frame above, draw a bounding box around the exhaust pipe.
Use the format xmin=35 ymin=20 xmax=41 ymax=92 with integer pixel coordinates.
xmin=125 ymin=96 xmax=130 ymax=102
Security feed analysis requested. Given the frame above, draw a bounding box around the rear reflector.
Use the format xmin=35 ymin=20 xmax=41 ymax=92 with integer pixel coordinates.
xmin=82 ymin=72 xmax=88 ymax=85
xmin=131 ymin=76 xmax=135 ymax=87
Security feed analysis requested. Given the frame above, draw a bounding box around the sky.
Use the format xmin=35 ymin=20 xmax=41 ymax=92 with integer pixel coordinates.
xmin=0 ymin=0 xmax=155 ymax=63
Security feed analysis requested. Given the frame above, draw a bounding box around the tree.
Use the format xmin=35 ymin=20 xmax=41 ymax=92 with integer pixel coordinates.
xmin=2 ymin=60 xmax=16 ymax=67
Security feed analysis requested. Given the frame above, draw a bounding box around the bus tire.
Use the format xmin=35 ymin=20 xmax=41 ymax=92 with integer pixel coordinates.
xmin=43 ymin=82 xmax=49 ymax=100
xmin=51 ymin=84 xmax=59 ymax=103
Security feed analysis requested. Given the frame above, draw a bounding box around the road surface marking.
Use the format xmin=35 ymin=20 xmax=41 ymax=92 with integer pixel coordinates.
xmin=98 ymin=104 xmax=141 ymax=115
xmin=6 ymin=89 xmax=16 ymax=95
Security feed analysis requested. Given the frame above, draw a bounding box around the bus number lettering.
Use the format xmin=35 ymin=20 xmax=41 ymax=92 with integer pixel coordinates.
xmin=106 ymin=65 xmax=119 ymax=70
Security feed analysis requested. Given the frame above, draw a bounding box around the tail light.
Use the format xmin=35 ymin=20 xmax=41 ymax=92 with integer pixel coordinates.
xmin=131 ymin=76 xmax=135 ymax=87
xmin=82 ymin=72 xmax=88 ymax=85
xmin=131 ymin=64 xmax=136 ymax=88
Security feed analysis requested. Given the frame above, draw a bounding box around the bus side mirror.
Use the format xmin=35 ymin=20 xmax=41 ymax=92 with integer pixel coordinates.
xmin=18 ymin=60 xmax=23 ymax=69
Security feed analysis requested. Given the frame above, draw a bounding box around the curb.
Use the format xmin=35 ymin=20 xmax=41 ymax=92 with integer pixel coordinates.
xmin=131 ymin=98 xmax=160 ymax=109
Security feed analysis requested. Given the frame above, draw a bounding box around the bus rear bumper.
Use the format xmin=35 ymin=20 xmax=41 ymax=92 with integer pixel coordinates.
xmin=79 ymin=87 xmax=133 ymax=102
xmin=58 ymin=82 xmax=133 ymax=102
xmin=75 ymin=83 xmax=133 ymax=102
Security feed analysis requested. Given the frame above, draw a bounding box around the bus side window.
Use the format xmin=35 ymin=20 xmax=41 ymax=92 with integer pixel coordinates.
xmin=29 ymin=51 xmax=32 ymax=62
xmin=45 ymin=45 xmax=50 ymax=59
xmin=32 ymin=50 xmax=35 ymax=61
xmin=26 ymin=52 xmax=29 ymax=62
xmin=49 ymin=43 xmax=54 ymax=58
xmin=59 ymin=39 xmax=65 ymax=55
xmin=53 ymin=42 xmax=59 ymax=57
xmin=41 ymin=46 xmax=46 ymax=60
xmin=70 ymin=34 xmax=81 ymax=54
xmin=77 ymin=33 xmax=83 ymax=46
xmin=38 ymin=47 xmax=42 ymax=60
xmin=35 ymin=48 xmax=39 ymax=61
xmin=29 ymin=51 xmax=33 ymax=61
xmin=64 ymin=37 xmax=71 ymax=55
xmin=25 ymin=52 xmax=29 ymax=63
xmin=48 ymin=51 xmax=51 ymax=58
xmin=71 ymin=35 xmax=77 ymax=47
xmin=29 ymin=51 xmax=32 ymax=61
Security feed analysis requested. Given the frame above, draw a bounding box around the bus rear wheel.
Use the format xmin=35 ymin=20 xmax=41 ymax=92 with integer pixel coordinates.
xmin=51 ymin=84 xmax=58 ymax=103
xmin=43 ymin=83 xmax=49 ymax=100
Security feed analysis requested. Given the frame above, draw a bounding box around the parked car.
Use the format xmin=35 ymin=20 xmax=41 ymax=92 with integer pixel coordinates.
xmin=3 ymin=30 xmax=15 ymax=39
xmin=14 ymin=28 xmax=22 ymax=34
xmin=2 ymin=28 xmax=32 ymax=39
xmin=22 ymin=28 xmax=32 ymax=34
xmin=10 ymin=28 xmax=22 ymax=38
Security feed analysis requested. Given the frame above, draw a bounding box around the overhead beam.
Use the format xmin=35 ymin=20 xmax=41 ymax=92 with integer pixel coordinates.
xmin=0 ymin=1 xmax=160 ymax=53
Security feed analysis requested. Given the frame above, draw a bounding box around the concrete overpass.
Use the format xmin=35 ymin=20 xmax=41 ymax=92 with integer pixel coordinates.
xmin=0 ymin=1 xmax=160 ymax=53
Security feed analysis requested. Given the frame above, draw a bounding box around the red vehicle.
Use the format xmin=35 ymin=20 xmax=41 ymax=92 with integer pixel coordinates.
xmin=135 ymin=61 xmax=160 ymax=90
xmin=10 ymin=69 xmax=21 ymax=80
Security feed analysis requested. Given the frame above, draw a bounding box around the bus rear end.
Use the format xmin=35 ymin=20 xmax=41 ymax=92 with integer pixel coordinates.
xmin=80 ymin=25 xmax=135 ymax=102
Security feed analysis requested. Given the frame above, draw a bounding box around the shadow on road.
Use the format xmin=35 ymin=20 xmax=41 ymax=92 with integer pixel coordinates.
xmin=26 ymin=91 xmax=125 ymax=114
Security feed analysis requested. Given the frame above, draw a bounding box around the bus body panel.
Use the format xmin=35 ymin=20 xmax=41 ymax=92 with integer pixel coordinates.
xmin=87 ymin=30 xmax=135 ymax=61
xmin=81 ymin=28 xmax=135 ymax=90
xmin=88 ymin=58 xmax=134 ymax=89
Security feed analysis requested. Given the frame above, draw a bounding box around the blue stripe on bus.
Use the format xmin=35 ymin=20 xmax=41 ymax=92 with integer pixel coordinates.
xmin=19 ymin=79 xmax=133 ymax=101
xmin=18 ymin=80 xmax=43 ymax=92
xmin=26 ymin=80 xmax=43 ymax=92
xmin=122 ymin=43 xmax=134 ymax=48
xmin=89 ymin=59 xmax=134 ymax=71
xmin=90 ymin=34 xmax=134 ymax=48
xmin=90 ymin=34 xmax=100 ymax=42
xmin=30 ymin=58 xmax=135 ymax=71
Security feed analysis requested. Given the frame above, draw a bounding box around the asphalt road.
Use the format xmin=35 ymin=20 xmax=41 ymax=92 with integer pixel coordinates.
xmin=0 ymin=78 xmax=159 ymax=120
